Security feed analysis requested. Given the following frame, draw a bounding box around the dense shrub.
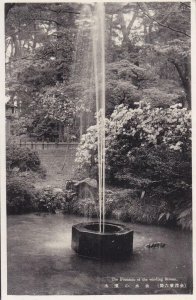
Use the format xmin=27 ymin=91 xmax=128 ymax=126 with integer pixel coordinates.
xmin=176 ymin=208 xmax=192 ymax=230
xmin=7 ymin=177 xmax=38 ymax=214
xmin=106 ymin=189 xmax=171 ymax=225
xmin=76 ymin=104 xmax=191 ymax=188
xmin=71 ymin=198 xmax=99 ymax=218
xmin=6 ymin=142 xmax=47 ymax=214
xmin=6 ymin=142 xmax=42 ymax=172
xmin=68 ymin=188 xmax=172 ymax=225
xmin=75 ymin=104 xmax=191 ymax=229
xmin=37 ymin=186 xmax=66 ymax=213
xmin=7 ymin=181 xmax=68 ymax=214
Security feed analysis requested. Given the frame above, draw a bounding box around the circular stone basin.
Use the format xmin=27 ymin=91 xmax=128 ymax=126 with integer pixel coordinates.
xmin=72 ymin=222 xmax=134 ymax=260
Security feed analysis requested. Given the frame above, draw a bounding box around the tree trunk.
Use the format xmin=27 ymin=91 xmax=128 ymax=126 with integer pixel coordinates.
xmin=13 ymin=35 xmax=21 ymax=58
xmin=32 ymin=23 xmax=37 ymax=50
xmin=169 ymin=59 xmax=191 ymax=109
xmin=118 ymin=8 xmax=139 ymax=59
xmin=80 ymin=113 xmax=83 ymax=139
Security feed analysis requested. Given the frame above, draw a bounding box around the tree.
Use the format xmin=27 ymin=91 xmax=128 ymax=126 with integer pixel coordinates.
xmin=5 ymin=3 xmax=80 ymax=140
xmin=137 ymin=2 xmax=191 ymax=108
xmin=5 ymin=2 xmax=191 ymax=142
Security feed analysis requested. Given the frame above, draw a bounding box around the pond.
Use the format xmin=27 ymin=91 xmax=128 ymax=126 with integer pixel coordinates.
xmin=7 ymin=213 xmax=192 ymax=295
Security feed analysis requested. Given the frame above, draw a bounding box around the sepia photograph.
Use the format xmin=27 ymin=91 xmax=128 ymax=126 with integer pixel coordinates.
xmin=2 ymin=0 xmax=194 ymax=297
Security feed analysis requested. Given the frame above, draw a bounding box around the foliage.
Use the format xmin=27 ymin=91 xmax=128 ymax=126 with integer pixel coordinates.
xmin=37 ymin=186 xmax=66 ymax=213
xmin=76 ymin=104 xmax=191 ymax=175
xmin=9 ymin=117 xmax=32 ymax=137
xmin=6 ymin=142 xmax=42 ymax=172
xmin=75 ymin=104 xmax=191 ymax=229
xmin=5 ymin=3 xmax=192 ymax=229
xmin=6 ymin=181 xmax=68 ymax=215
xmin=176 ymin=207 xmax=192 ymax=230
xmin=106 ymin=189 xmax=170 ymax=224
xmin=7 ymin=177 xmax=38 ymax=214
xmin=69 ymin=188 xmax=171 ymax=226
xmin=138 ymin=2 xmax=191 ymax=108
xmin=71 ymin=198 xmax=99 ymax=218
xmin=5 ymin=3 xmax=78 ymax=139
xmin=141 ymin=87 xmax=182 ymax=108
xmin=5 ymin=2 xmax=190 ymax=141
xmin=26 ymin=115 xmax=60 ymax=141
xmin=105 ymin=104 xmax=191 ymax=194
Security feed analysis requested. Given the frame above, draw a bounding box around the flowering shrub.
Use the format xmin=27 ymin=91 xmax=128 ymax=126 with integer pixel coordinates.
xmin=75 ymin=104 xmax=191 ymax=228
xmin=76 ymin=104 xmax=191 ymax=177
xmin=108 ymin=103 xmax=191 ymax=150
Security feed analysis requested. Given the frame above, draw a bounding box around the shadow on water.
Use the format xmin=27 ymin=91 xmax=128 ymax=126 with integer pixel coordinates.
xmin=7 ymin=213 xmax=192 ymax=295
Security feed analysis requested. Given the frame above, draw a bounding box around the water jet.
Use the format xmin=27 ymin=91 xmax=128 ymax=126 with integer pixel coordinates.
xmin=71 ymin=3 xmax=134 ymax=260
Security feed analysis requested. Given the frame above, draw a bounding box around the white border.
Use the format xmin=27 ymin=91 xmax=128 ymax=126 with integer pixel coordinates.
xmin=1 ymin=0 xmax=195 ymax=299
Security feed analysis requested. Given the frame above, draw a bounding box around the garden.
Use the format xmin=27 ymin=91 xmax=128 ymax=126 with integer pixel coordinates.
xmin=7 ymin=104 xmax=192 ymax=229
xmin=5 ymin=1 xmax=192 ymax=296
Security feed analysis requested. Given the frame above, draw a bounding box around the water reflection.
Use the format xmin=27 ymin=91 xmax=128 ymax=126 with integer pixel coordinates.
xmin=7 ymin=213 xmax=192 ymax=295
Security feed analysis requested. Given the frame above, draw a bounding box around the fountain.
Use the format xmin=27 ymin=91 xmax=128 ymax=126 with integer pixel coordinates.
xmin=71 ymin=3 xmax=133 ymax=260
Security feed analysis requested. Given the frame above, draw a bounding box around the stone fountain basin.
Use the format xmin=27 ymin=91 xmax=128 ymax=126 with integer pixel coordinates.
xmin=72 ymin=222 xmax=133 ymax=260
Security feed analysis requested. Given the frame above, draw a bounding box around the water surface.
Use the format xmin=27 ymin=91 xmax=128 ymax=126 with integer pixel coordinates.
xmin=7 ymin=213 xmax=192 ymax=295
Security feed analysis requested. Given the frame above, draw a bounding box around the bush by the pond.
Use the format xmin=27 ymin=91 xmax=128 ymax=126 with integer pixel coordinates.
xmin=71 ymin=198 xmax=99 ymax=218
xmin=7 ymin=177 xmax=38 ymax=214
xmin=76 ymin=104 xmax=191 ymax=187
xmin=177 ymin=208 xmax=192 ymax=230
xmin=6 ymin=175 xmax=192 ymax=230
xmin=68 ymin=189 xmax=169 ymax=225
xmin=75 ymin=104 xmax=192 ymax=229
xmin=107 ymin=189 xmax=173 ymax=225
xmin=7 ymin=180 xmax=68 ymax=214
xmin=37 ymin=186 xmax=66 ymax=213
xmin=174 ymin=198 xmax=192 ymax=230
xmin=6 ymin=142 xmax=44 ymax=173
xmin=69 ymin=188 xmax=191 ymax=229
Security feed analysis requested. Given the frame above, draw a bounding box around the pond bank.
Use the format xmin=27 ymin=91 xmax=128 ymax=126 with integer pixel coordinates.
xmin=7 ymin=213 xmax=192 ymax=295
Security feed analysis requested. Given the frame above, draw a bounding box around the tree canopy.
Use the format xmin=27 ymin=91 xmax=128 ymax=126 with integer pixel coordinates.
xmin=5 ymin=2 xmax=191 ymax=140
